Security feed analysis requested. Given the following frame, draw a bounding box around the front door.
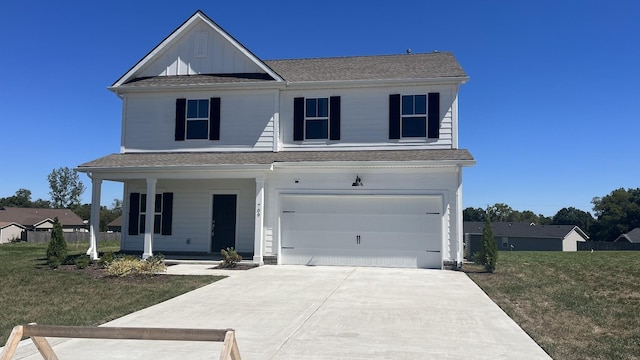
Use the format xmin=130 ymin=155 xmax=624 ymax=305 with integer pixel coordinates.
xmin=211 ymin=194 xmax=237 ymax=253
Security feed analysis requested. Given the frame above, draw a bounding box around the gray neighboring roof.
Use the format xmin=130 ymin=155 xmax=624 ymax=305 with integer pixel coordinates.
xmin=615 ymin=227 xmax=640 ymax=243
xmin=0 ymin=207 xmax=84 ymax=228
xmin=464 ymin=222 xmax=589 ymax=240
xmin=118 ymin=52 xmax=467 ymax=88
xmin=0 ymin=221 xmax=26 ymax=229
xmin=78 ymin=149 xmax=474 ymax=169
xmin=107 ymin=216 xmax=122 ymax=227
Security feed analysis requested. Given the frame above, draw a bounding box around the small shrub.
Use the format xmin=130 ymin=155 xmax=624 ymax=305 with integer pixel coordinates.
xmin=75 ymin=255 xmax=91 ymax=269
xmin=105 ymin=255 xmax=166 ymax=277
xmin=471 ymin=252 xmax=482 ymax=265
xmin=48 ymin=258 xmax=61 ymax=269
xmin=220 ymin=247 xmax=242 ymax=268
xmin=145 ymin=253 xmax=166 ymax=273
xmin=98 ymin=252 xmax=116 ymax=267
xmin=46 ymin=217 xmax=67 ymax=268
xmin=481 ymin=216 xmax=498 ymax=273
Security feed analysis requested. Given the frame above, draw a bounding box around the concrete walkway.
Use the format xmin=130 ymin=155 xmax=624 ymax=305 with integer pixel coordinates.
xmin=6 ymin=266 xmax=551 ymax=359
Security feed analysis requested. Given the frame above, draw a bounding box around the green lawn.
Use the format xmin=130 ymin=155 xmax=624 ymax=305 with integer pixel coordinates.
xmin=465 ymin=251 xmax=640 ymax=360
xmin=0 ymin=241 xmax=224 ymax=347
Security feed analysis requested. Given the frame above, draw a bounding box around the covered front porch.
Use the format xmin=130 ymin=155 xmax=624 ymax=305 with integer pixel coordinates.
xmin=80 ymin=171 xmax=268 ymax=265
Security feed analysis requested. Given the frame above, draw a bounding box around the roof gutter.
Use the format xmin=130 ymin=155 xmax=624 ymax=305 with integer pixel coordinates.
xmin=272 ymin=159 xmax=476 ymax=169
xmin=108 ymin=75 xmax=470 ymax=95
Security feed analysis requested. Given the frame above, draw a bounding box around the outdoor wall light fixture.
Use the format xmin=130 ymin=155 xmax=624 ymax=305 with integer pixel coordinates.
xmin=352 ymin=175 xmax=363 ymax=187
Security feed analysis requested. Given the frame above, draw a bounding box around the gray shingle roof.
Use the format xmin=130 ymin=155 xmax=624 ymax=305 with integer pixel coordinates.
xmin=464 ymin=222 xmax=588 ymax=240
xmin=615 ymin=227 xmax=640 ymax=243
xmin=118 ymin=52 xmax=467 ymax=88
xmin=78 ymin=149 xmax=474 ymax=169
xmin=266 ymin=52 xmax=467 ymax=82
xmin=120 ymin=73 xmax=274 ymax=88
xmin=0 ymin=207 xmax=85 ymax=227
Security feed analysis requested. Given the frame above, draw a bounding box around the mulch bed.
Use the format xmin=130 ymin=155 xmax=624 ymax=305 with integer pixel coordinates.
xmin=54 ymin=263 xmax=174 ymax=283
xmin=210 ymin=263 xmax=258 ymax=270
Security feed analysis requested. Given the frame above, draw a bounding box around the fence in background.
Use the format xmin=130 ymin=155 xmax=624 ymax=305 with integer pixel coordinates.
xmin=25 ymin=231 xmax=120 ymax=244
xmin=578 ymin=241 xmax=640 ymax=251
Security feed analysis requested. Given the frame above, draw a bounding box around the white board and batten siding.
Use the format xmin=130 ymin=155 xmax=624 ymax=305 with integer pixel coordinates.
xmin=122 ymin=91 xmax=277 ymax=152
xmin=121 ymin=179 xmax=255 ymax=254
xmin=137 ymin=21 xmax=264 ymax=78
xmin=279 ymin=86 xmax=459 ymax=150
xmin=280 ymin=194 xmax=443 ymax=268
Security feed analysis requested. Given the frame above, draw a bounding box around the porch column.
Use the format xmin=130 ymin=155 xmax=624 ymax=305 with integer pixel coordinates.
xmin=86 ymin=178 xmax=101 ymax=260
xmin=143 ymin=177 xmax=157 ymax=259
xmin=455 ymin=166 xmax=464 ymax=267
xmin=253 ymin=177 xmax=265 ymax=264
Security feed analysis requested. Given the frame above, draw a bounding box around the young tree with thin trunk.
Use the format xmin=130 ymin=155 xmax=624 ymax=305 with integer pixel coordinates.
xmin=47 ymin=167 xmax=86 ymax=209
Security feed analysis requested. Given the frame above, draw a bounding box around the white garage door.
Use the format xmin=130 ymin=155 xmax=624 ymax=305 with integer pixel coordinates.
xmin=280 ymin=195 xmax=442 ymax=268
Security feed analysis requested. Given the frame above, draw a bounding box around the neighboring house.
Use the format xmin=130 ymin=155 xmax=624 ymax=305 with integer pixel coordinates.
xmin=77 ymin=10 xmax=475 ymax=269
xmin=614 ymin=228 xmax=640 ymax=243
xmin=107 ymin=216 xmax=122 ymax=232
xmin=0 ymin=222 xmax=26 ymax=244
xmin=0 ymin=207 xmax=86 ymax=243
xmin=464 ymin=222 xmax=589 ymax=255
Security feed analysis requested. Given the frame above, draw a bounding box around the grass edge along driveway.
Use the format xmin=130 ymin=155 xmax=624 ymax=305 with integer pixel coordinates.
xmin=0 ymin=241 xmax=223 ymax=347
xmin=465 ymin=251 xmax=640 ymax=360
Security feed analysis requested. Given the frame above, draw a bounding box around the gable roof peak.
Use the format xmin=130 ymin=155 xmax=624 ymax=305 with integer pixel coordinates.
xmin=111 ymin=10 xmax=283 ymax=89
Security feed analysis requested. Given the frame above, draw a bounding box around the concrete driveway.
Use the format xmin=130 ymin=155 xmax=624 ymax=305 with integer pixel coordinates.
xmin=7 ymin=266 xmax=551 ymax=359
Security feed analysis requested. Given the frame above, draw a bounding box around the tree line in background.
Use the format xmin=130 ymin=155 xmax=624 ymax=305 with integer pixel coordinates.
xmin=464 ymin=187 xmax=640 ymax=242
xmin=0 ymin=167 xmax=121 ymax=231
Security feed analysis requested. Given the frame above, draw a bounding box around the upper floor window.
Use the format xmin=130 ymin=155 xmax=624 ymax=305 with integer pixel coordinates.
xmin=401 ymin=95 xmax=427 ymax=137
xmin=293 ymin=96 xmax=341 ymax=141
xmin=186 ymin=99 xmax=210 ymax=139
xmin=305 ymin=98 xmax=329 ymax=139
xmin=175 ymin=98 xmax=221 ymax=141
xmin=389 ymin=93 xmax=440 ymax=140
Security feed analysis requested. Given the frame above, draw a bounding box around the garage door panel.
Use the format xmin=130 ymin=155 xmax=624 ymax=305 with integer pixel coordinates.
xmin=284 ymin=213 xmax=433 ymax=233
xmin=282 ymin=249 xmax=442 ymax=268
xmin=281 ymin=195 xmax=443 ymax=268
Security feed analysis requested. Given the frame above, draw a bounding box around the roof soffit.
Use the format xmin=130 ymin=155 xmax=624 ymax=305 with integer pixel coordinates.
xmin=112 ymin=10 xmax=283 ymax=88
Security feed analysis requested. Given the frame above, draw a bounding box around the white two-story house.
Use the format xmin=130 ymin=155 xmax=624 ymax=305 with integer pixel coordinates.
xmin=78 ymin=10 xmax=475 ymax=269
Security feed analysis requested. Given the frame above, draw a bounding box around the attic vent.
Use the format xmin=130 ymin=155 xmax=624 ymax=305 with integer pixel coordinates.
xmin=194 ymin=31 xmax=208 ymax=58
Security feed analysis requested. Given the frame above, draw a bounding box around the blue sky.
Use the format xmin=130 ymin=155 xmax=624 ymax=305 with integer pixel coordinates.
xmin=1 ymin=1 xmax=638 ymax=216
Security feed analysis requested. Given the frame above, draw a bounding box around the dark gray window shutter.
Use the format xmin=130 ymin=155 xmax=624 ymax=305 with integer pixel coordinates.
xmin=128 ymin=193 xmax=140 ymax=235
xmin=161 ymin=193 xmax=173 ymax=235
xmin=428 ymin=93 xmax=440 ymax=139
xmin=209 ymin=97 xmax=221 ymax=140
xmin=175 ymin=98 xmax=186 ymax=141
xmin=293 ymin=97 xmax=304 ymax=141
xmin=329 ymin=96 xmax=341 ymax=140
xmin=389 ymin=94 xmax=401 ymax=139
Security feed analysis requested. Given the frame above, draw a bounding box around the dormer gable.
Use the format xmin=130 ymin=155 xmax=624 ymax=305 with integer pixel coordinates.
xmin=112 ymin=10 xmax=283 ymax=88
